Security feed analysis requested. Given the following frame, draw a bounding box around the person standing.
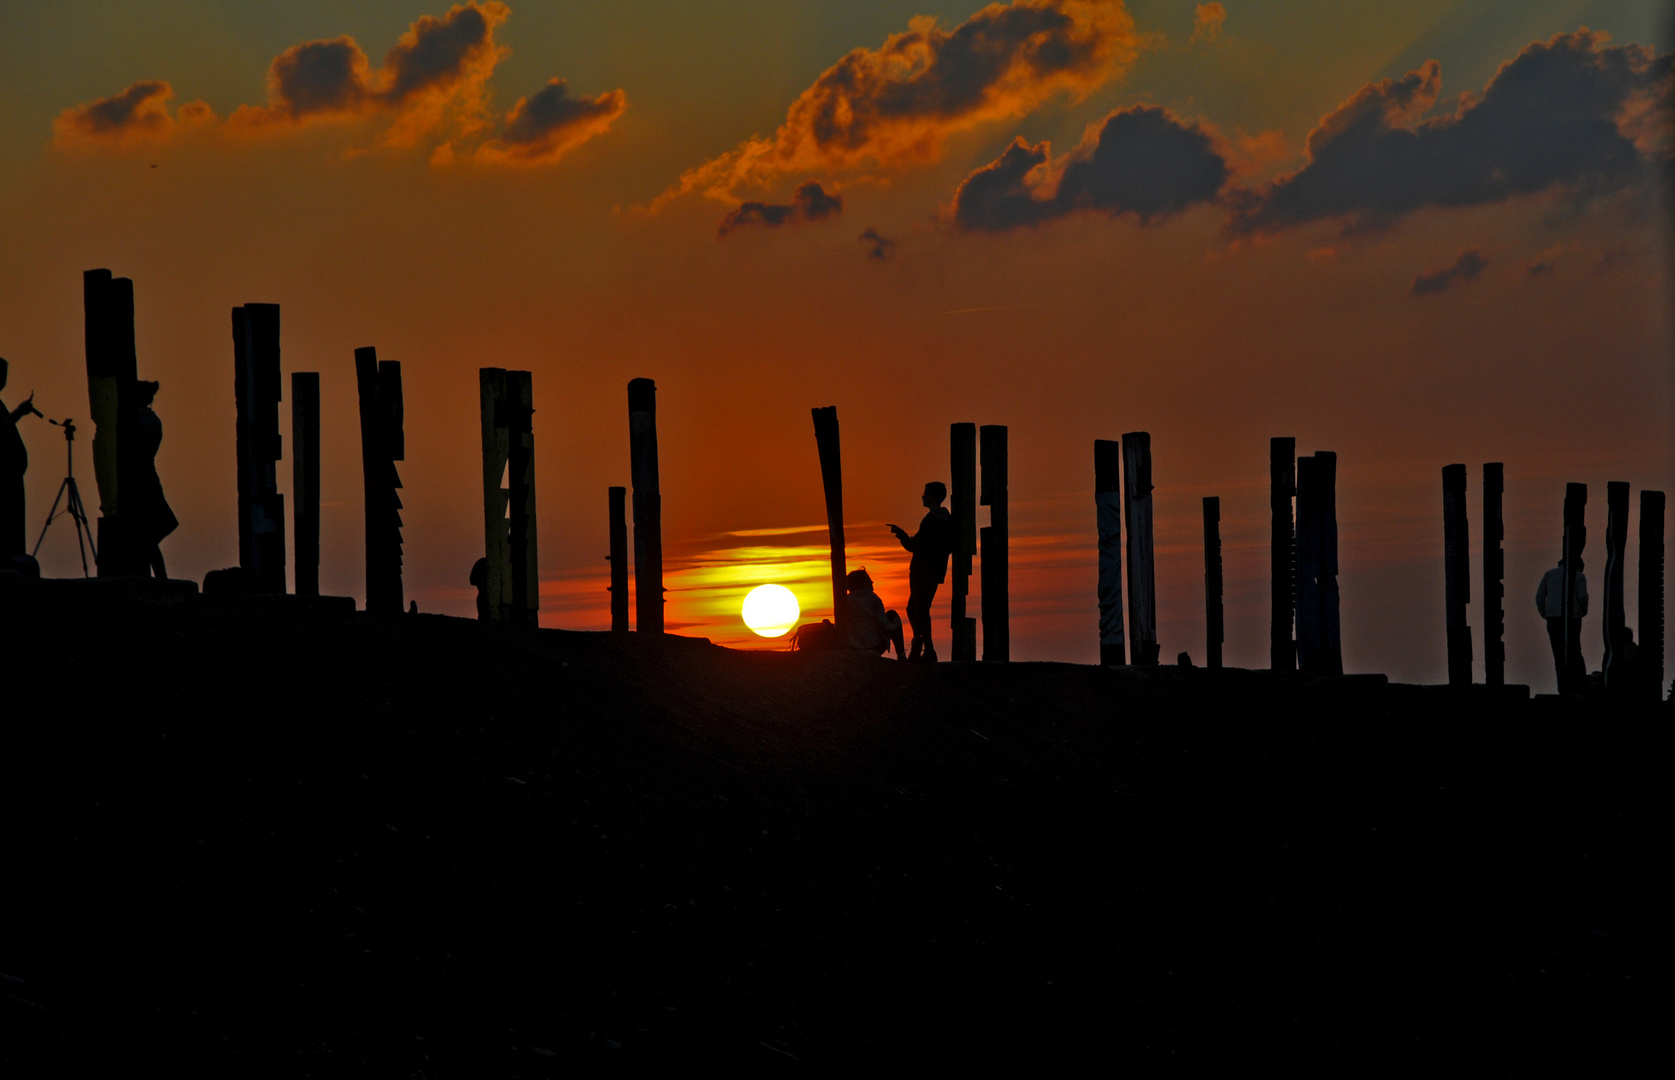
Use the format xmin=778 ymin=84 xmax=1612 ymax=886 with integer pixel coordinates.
xmin=124 ymin=380 xmax=177 ymax=579
xmin=1535 ymin=555 xmax=1588 ymax=693
xmin=0 ymin=358 xmax=40 ymax=562
xmin=888 ymin=481 xmax=952 ymax=663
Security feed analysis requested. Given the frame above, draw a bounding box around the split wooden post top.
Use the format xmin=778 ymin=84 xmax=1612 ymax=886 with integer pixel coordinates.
xmin=812 ymin=406 xmax=846 ymax=643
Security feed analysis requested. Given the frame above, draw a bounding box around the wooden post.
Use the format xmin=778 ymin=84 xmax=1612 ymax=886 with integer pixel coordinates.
xmin=950 ymin=423 xmax=978 ymax=662
xmin=355 ymin=347 xmax=404 ymax=615
xmin=1203 ymin=496 xmax=1222 ymax=671
xmin=1482 ymin=463 xmax=1504 ymax=687
xmin=480 ymin=368 xmax=512 ymax=623
xmin=1443 ymin=464 xmax=1472 ymax=685
xmin=82 ymin=270 xmax=120 ymax=566
xmin=608 ymin=486 xmax=629 ymax=632
xmin=1639 ymin=490 xmax=1665 ymax=701
xmin=1270 ymin=438 xmax=1296 ymax=671
xmin=1121 ymin=432 xmax=1156 ymax=666
xmin=1095 ymin=440 xmax=1125 ymax=666
xmin=291 ymin=372 xmax=320 ymax=597
xmin=1296 ymin=455 xmax=1322 ymax=672
xmin=1316 ymin=452 xmax=1341 ymax=676
xmin=232 ymin=304 xmax=286 ymax=592
xmin=629 ymin=379 xmax=664 ymax=634
xmin=980 ymin=425 xmax=1009 ymax=662
xmin=1561 ymin=483 xmax=1587 ymax=691
xmin=812 ymin=406 xmax=847 ymax=642
xmin=507 ymin=370 xmax=538 ymax=628
xmin=1603 ymin=481 xmax=1630 ymax=689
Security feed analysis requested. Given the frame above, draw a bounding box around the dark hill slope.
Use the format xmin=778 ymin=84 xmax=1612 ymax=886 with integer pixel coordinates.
xmin=1 ymin=580 xmax=1666 ymax=1073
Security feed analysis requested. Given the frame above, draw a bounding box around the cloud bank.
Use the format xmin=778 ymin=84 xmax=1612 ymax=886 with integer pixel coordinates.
xmin=1410 ymin=250 xmax=1487 ymax=295
xmin=952 ymin=105 xmax=1229 ymax=230
xmin=53 ymin=3 xmax=625 ymax=167
xmin=717 ymin=181 xmax=844 ymax=235
xmin=1191 ymin=4 xmax=1226 ymax=45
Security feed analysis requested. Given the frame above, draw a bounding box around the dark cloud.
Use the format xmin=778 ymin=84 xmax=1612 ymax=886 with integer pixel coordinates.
xmin=54 ymin=81 xmax=190 ymax=143
xmin=859 ymin=228 xmax=896 ymax=260
xmin=952 ymin=105 xmax=1229 ymax=231
xmin=1527 ymin=260 xmax=1556 ymax=277
xmin=474 ymin=79 xmax=627 ymax=165
xmin=378 ymin=1 xmax=507 ymax=107
xmin=1410 ymin=250 xmax=1487 ymax=296
xmin=661 ymin=0 xmax=1140 ymax=206
xmin=1233 ymin=31 xmax=1674 ymax=235
xmin=265 ymin=37 xmax=373 ymax=120
xmin=718 ymin=181 xmax=844 ymax=236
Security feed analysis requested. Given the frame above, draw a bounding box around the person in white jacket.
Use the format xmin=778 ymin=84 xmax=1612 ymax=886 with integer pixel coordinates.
xmin=1535 ymin=556 xmax=1588 ymax=692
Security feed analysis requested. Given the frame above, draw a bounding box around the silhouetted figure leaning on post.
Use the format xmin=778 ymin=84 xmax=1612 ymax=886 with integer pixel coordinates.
xmin=0 ymin=358 xmax=41 ymax=563
xmin=470 ymin=557 xmax=489 ymax=621
xmin=125 ymin=380 xmax=177 ymax=579
xmin=1535 ymin=555 xmax=1588 ymax=693
xmin=847 ymin=568 xmax=905 ymax=660
xmin=888 ymin=481 xmax=952 ymax=663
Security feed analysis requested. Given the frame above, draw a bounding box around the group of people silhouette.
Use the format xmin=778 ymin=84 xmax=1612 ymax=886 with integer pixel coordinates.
xmin=842 ymin=481 xmax=952 ymax=663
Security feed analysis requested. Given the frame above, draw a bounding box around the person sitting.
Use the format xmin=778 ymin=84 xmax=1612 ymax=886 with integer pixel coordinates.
xmin=846 ymin=567 xmax=905 ymax=659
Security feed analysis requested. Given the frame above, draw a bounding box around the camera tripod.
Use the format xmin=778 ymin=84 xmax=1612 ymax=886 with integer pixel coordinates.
xmin=32 ymin=417 xmax=97 ymax=577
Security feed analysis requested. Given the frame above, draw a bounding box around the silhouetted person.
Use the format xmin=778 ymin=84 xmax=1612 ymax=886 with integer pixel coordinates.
xmin=1535 ymin=555 xmax=1588 ymax=693
xmin=846 ymin=567 xmax=905 ymax=659
xmin=0 ymin=359 xmax=40 ymax=561
xmin=124 ymin=380 xmax=177 ymax=579
xmin=470 ymin=557 xmax=489 ymax=621
xmin=888 ymin=481 xmax=952 ymax=663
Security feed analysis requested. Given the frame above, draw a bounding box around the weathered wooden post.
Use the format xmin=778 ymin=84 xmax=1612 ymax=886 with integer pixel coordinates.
xmin=1482 ymin=463 xmax=1504 ymax=687
xmin=1639 ymin=490 xmax=1665 ymax=701
xmin=950 ymin=423 xmax=978 ymax=662
xmin=232 ymin=304 xmax=286 ymax=592
xmin=980 ymin=425 xmax=1009 ymax=661
xmin=1296 ymin=456 xmax=1322 ymax=672
xmin=1095 ymin=439 xmax=1125 ymax=666
xmin=480 ymin=368 xmax=511 ymax=622
xmin=1603 ymin=481 xmax=1630 ymax=689
xmin=355 ymin=347 xmax=404 ymax=614
xmin=1122 ymin=432 xmax=1157 ymax=666
xmin=1443 ymin=464 xmax=1472 ymax=685
xmin=291 ymin=372 xmax=320 ymax=597
xmin=1270 ymin=437 xmax=1295 ymax=671
xmin=507 ymin=371 xmax=538 ymax=627
xmin=629 ymin=379 xmax=664 ymax=633
xmin=83 ymin=270 xmax=141 ymax=574
xmin=1316 ymin=452 xmax=1341 ymax=675
xmin=812 ymin=406 xmax=847 ymax=641
xmin=608 ymin=486 xmax=629 ymax=632
xmin=1561 ymin=483 xmax=1587 ymax=691
xmin=1203 ymin=496 xmax=1222 ymax=671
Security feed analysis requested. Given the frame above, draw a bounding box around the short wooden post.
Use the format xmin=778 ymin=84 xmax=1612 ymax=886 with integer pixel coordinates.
xmin=1270 ymin=437 xmax=1296 ymax=671
xmin=1603 ymin=481 xmax=1631 ymax=689
xmin=980 ymin=424 xmax=1008 ymax=662
xmin=812 ymin=406 xmax=846 ymax=641
xmin=1639 ymin=490 xmax=1665 ymax=701
xmin=1561 ymin=483 xmax=1587 ymax=690
xmin=232 ymin=304 xmax=286 ymax=592
xmin=355 ymin=347 xmax=404 ymax=615
xmin=608 ymin=486 xmax=629 ymax=632
xmin=1296 ymin=455 xmax=1322 ymax=671
xmin=1443 ymin=464 xmax=1472 ymax=685
xmin=629 ymin=378 xmax=664 ymax=634
xmin=480 ymin=369 xmax=512 ymax=623
xmin=1203 ymin=496 xmax=1222 ymax=671
xmin=507 ymin=370 xmax=538 ymax=628
xmin=1094 ymin=440 xmax=1125 ymax=666
xmin=1122 ymin=432 xmax=1156 ymax=665
xmin=291 ymin=372 xmax=320 ymax=597
xmin=950 ymin=423 xmax=978 ymax=661
xmin=1482 ymin=463 xmax=1504 ymax=686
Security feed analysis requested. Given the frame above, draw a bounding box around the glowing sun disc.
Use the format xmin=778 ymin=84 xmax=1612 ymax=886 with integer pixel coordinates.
xmin=742 ymin=584 xmax=800 ymax=638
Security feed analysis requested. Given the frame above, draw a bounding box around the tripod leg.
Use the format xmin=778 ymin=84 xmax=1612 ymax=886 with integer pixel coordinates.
xmin=66 ymin=480 xmax=93 ymax=577
xmin=32 ymin=479 xmax=72 ymax=558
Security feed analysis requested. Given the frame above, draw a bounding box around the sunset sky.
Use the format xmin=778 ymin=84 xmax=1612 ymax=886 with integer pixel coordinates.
xmin=2 ymin=1 xmax=1670 ymax=689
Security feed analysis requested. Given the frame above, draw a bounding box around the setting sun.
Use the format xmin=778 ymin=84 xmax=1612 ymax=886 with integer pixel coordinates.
xmin=741 ymin=584 xmax=800 ymax=638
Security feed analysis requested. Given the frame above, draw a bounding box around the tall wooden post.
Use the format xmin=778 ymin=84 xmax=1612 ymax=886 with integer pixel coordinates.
xmin=1561 ymin=483 xmax=1587 ymax=691
xmin=1122 ymin=432 xmax=1156 ymax=666
xmin=1639 ymin=490 xmax=1665 ymax=701
xmin=1482 ymin=463 xmax=1504 ymax=687
xmin=507 ymin=370 xmax=538 ymax=628
xmin=84 ymin=270 xmax=140 ymax=574
xmin=1443 ymin=464 xmax=1472 ymax=685
xmin=480 ymin=369 xmax=512 ymax=622
xmin=1270 ymin=438 xmax=1296 ymax=671
xmin=1203 ymin=496 xmax=1222 ymax=671
xmin=232 ymin=304 xmax=286 ymax=592
xmin=980 ymin=424 xmax=1009 ymax=662
xmin=1316 ymin=452 xmax=1341 ymax=675
xmin=812 ymin=406 xmax=847 ymax=641
xmin=291 ymin=372 xmax=320 ymax=597
xmin=950 ymin=423 xmax=978 ymax=662
xmin=1603 ymin=482 xmax=1630 ymax=689
xmin=1094 ymin=440 xmax=1125 ymax=666
xmin=1296 ymin=456 xmax=1322 ymax=672
xmin=608 ymin=486 xmax=629 ymax=632
xmin=629 ymin=379 xmax=664 ymax=634
xmin=355 ymin=347 xmax=404 ymax=615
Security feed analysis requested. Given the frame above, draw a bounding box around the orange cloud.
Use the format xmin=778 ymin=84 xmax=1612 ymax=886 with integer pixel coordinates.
xmin=1190 ymin=3 xmax=1226 ymax=45
xmin=53 ymin=81 xmax=215 ymax=146
xmin=470 ymin=79 xmax=627 ymax=166
xmin=659 ymin=0 xmax=1141 ymax=207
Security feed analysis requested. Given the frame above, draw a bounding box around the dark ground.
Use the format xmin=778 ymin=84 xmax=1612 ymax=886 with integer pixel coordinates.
xmin=0 ymin=578 xmax=1667 ymax=1075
